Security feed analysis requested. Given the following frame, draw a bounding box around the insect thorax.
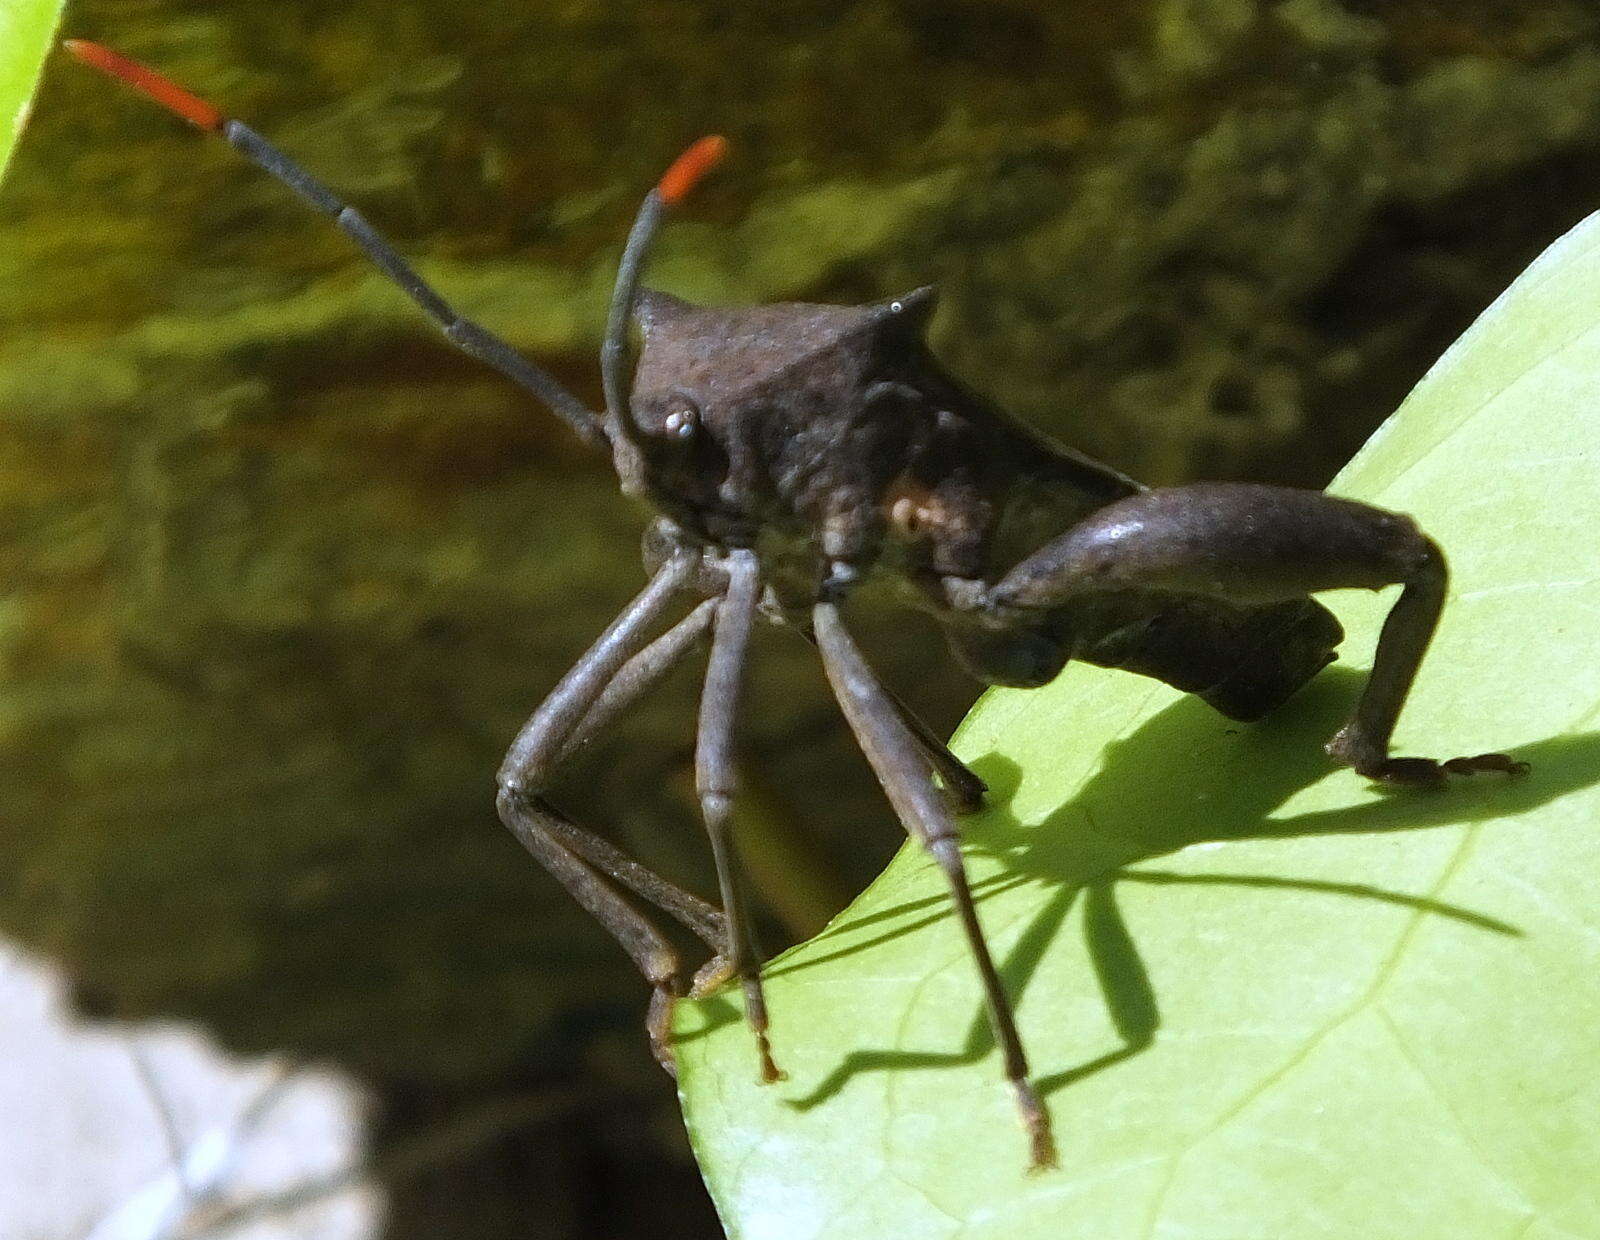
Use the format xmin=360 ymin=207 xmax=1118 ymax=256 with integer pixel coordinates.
xmin=620 ymin=287 xmax=1127 ymax=598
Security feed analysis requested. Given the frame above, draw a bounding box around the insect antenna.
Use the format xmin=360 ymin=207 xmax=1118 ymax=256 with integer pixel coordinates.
xmin=600 ymin=135 xmax=727 ymax=448
xmin=62 ymin=39 xmax=608 ymax=449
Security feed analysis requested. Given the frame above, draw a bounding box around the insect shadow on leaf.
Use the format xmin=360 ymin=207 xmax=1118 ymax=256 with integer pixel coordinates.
xmin=773 ymin=669 xmax=1600 ymax=1108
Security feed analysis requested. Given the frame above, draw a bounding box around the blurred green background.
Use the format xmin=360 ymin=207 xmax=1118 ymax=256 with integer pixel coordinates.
xmin=4 ymin=1 xmax=1600 ymax=1235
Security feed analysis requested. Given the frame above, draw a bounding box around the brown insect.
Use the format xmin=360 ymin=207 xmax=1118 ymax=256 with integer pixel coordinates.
xmin=66 ymin=40 xmax=1526 ymax=1169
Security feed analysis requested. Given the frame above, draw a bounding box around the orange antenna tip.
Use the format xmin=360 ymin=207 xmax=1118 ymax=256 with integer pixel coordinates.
xmin=657 ymin=135 xmax=728 ymax=207
xmin=63 ymin=39 xmax=225 ymax=132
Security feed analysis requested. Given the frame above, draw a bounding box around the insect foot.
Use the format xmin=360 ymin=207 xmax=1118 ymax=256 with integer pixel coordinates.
xmin=1325 ymin=726 xmax=1531 ymax=787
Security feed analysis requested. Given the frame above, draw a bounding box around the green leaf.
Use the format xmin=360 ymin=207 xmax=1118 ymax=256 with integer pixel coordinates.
xmin=676 ymin=211 xmax=1600 ymax=1237
xmin=0 ymin=0 xmax=66 ymax=183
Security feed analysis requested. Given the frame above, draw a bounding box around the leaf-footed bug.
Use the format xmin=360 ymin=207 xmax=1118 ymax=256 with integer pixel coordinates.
xmin=64 ymin=40 xmax=1527 ymax=1170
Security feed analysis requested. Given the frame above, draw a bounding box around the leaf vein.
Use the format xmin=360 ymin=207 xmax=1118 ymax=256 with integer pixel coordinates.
xmin=1140 ymin=826 xmax=1483 ymax=1238
xmin=1376 ymin=1006 xmax=1537 ymax=1215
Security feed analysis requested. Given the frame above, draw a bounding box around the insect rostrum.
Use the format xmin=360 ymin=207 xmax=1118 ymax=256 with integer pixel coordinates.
xmin=66 ymin=40 xmax=1527 ymax=1172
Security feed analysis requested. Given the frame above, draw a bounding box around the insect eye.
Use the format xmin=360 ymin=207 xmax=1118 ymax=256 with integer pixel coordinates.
xmin=662 ymin=404 xmax=698 ymax=440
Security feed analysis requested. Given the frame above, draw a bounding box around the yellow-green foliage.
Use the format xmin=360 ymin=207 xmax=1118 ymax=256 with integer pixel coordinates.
xmin=0 ymin=0 xmax=66 ymax=181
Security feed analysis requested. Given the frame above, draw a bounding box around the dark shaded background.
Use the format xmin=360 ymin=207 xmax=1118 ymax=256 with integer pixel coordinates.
xmin=4 ymin=1 xmax=1600 ymax=1235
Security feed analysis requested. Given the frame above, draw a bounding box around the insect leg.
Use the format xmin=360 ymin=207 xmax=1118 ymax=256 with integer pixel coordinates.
xmin=693 ymin=550 xmax=782 ymax=1081
xmin=881 ymin=684 xmax=988 ymax=813
xmin=557 ymin=598 xmax=719 ymax=769
xmin=791 ymin=627 xmax=986 ymax=811
xmin=813 ymin=600 xmax=1056 ymax=1171
xmin=496 ymin=795 xmax=691 ymax=1071
xmin=500 ymin=555 xmax=693 ymax=788
xmin=63 ymin=41 xmax=605 ymax=448
xmin=496 ymin=555 xmax=724 ymax=1069
xmin=1322 ymin=540 xmax=1526 ymax=783
xmin=546 ymin=599 xmax=726 ymax=948
xmin=993 ymin=483 xmax=1526 ymax=785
